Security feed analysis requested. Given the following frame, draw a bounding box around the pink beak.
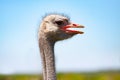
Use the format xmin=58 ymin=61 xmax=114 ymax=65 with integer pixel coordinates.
xmin=61 ymin=23 xmax=84 ymax=34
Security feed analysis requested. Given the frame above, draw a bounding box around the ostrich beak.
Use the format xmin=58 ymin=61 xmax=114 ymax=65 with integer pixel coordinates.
xmin=61 ymin=23 xmax=84 ymax=34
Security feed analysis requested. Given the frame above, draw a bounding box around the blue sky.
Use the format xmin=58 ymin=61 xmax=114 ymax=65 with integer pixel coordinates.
xmin=0 ymin=0 xmax=120 ymax=74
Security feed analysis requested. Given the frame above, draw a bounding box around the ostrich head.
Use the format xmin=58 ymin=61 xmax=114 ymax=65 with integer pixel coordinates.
xmin=39 ymin=14 xmax=84 ymax=42
xmin=39 ymin=13 xmax=84 ymax=80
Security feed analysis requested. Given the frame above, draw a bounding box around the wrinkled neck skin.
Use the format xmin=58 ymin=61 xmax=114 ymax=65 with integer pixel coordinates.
xmin=39 ymin=32 xmax=56 ymax=80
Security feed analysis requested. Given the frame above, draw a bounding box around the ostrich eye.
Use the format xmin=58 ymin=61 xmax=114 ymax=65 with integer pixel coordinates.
xmin=55 ymin=21 xmax=64 ymax=25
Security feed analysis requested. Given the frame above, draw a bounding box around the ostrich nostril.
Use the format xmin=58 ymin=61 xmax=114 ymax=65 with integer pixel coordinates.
xmin=73 ymin=24 xmax=77 ymax=26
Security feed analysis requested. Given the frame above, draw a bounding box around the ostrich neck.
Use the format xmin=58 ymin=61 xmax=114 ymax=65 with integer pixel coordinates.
xmin=39 ymin=35 xmax=56 ymax=80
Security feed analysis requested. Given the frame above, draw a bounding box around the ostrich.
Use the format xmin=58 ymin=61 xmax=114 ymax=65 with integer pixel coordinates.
xmin=38 ymin=13 xmax=84 ymax=80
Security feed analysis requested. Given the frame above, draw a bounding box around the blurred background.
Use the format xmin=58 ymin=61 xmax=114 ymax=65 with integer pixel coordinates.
xmin=0 ymin=0 xmax=120 ymax=80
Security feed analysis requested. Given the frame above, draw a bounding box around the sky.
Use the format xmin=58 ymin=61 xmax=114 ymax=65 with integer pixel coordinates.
xmin=0 ymin=0 xmax=120 ymax=74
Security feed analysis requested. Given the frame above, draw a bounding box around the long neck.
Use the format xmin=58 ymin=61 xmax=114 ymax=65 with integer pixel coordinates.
xmin=39 ymin=35 xmax=56 ymax=80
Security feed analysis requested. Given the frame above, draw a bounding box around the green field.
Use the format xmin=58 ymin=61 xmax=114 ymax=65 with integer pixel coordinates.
xmin=0 ymin=71 xmax=120 ymax=80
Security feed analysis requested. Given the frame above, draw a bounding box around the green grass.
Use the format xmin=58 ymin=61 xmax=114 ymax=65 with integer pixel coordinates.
xmin=0 ymin=71 xmax=120 ymax=80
